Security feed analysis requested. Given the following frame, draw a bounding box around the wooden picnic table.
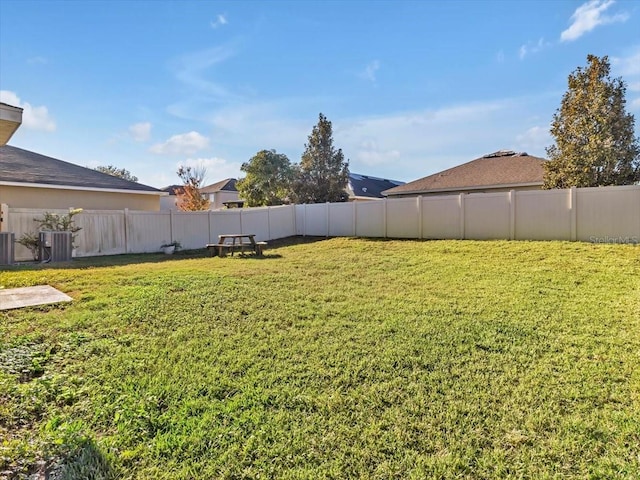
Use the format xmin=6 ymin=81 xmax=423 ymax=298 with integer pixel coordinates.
xmin=206 ymin=234 xmax=266 ymax=257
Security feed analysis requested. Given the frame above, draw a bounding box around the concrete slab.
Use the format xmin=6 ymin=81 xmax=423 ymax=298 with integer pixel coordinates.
xmin=0 ymin=285 xmax=72 ymax=311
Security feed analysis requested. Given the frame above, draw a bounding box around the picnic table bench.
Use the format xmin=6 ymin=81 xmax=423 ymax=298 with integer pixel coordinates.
xmin=206 ymin=234 xmax=266 ymax=257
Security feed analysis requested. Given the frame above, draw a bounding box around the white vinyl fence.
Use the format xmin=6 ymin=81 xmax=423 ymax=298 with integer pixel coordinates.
xmin=2 ymin=185 xmax=638 ymax=261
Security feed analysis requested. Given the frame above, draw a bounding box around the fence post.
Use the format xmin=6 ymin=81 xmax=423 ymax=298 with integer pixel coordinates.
xmin=509 ymin=190 xmax=516 ymax=240
xmin=208 ymin=210 xmax=213 ymax=243
xmin=352 ymin=201 xmax=357 ymax=237
xmin=0 ymin=203 xmax=8 ymax=232
xmin=326 ymin=202 xmax=330 ymax=237
xmin=417 ymin=196 xmax=423 ymax=239
xmin=124 ymin=208 xmax=129 ymax=253
xmin=459 ymin=193 xmax=466 ymax=240
xmin=570 ymin=187 xmax=577 ymax=241
xmin=169 ymin=209 xmax=174 ymax=243
xmin=291 ymin=204 xmax=296 ymax=238
xmin=383 ymin=198 xmax=388 ymax=239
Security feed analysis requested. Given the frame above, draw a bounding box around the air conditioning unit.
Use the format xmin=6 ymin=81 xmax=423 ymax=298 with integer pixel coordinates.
xmin=39 ymin=231 xmax=73 ymax=262
xmin=0 ymin=232 xmax=15 ymax=265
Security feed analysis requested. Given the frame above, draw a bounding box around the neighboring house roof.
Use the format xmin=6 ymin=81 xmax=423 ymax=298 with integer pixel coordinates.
xmin=384 ymin=150 xmax=545 ymax=196
xmin=200 ymin=178 xmax=237 ymax=194
xmin=161 ymin=185 xmax=183 ymax=195
xmin=0 ymin=145 xmax=161 ymax=193
xmin=348 ymin=173 xmax=405 ymax=199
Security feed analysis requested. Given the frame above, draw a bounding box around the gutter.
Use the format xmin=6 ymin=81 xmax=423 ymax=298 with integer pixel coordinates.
xmin=0 ymin=180 xmax=168 ymax=196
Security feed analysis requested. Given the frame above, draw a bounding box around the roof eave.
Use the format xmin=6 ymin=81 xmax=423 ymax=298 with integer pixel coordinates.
xmin=0 ymin=180 xmax=168 ymax=196
xmin=384 ymin=182 xmax=543 ymax=196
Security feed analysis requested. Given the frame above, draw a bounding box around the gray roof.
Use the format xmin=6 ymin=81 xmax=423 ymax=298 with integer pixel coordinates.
xmin=0 ymin=145 xmax=160 ymax=192
xmin=348 ymin=173 xmax=405 ymax=199
xmin=200 ymin=178 xmax=237 ymax=193
xmin=384 ymin=150 xmax=545 ymax=196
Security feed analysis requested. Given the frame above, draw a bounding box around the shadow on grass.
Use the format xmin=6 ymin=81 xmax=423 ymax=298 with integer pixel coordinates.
xmin=46 ymin=438 xmax=114 ymax=480
xmin=5 ymin=236 xmax=331 ymax=271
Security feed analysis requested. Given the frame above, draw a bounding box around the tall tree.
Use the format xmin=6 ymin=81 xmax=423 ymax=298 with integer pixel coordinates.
xmin=95 ymin=165 xmax=138 ymax=182
xmin=236 ymin=149 xmax=293 ymax=206
xmin=292 ymin=113 xmax=350 ymax=203
xmin=544 ymin=55 xmax=640 ymax=189
xmin=176 ymin=165 xmax=210 ymax=211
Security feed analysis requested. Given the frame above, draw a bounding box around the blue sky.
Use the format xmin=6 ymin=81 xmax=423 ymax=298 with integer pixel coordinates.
xmin=1 ymin=0 xmax=639 ymax=189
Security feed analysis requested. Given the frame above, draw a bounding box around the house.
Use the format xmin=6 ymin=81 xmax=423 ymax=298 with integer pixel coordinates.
xmin=160 ymin=185 xmax=182 ymax=210
xmin=383 ymin=150 xmax=545 ymax=198
xmin=0 ymin=145 xmax=164 ymax=211
xmin=347 ymin=173 xmax=405 ymax=201
xmin=0 ymin=103 xmax=23 ymax=146
xmin=200 ymin=178 xmax=240 ymax=210
xmin=160 ymin=179 xmax=241 ymax=211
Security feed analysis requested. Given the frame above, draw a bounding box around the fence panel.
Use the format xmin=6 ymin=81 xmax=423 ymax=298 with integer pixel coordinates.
xmin=386 ymin=198 xmax=419 ymax=238
xmin=421 ymin=196 xmax=462 ymax=239
xmin=240 ymin=208 xmax=270 ymax=241
xmin=269 ymin=205 xmax=296 ymax=239
xmin=6 ymin=208 xmax=59 ymax=261
xmin=515 ymin=190 xmax=571 ymax=241
xmin=172 ymin=211 xmax=211 ymax=250
xmin=576 ymin=186 xmax=640 ymax=243
xmin=464 ymin=193 xmax=510 ymax=240
xmin=355 ymin=201 xmax=385 ymax=238
xmin=329 ymin=203 xmax=355 ymax=237
xmin=210 ymin=211 xmax=242 ymax=241
xmin=127 ymin=211 xmax=171 ymax=253
xmin=302 ymin=204 xmax=329 ymax=236
xmin=75 ymin=210 xmax=126 ymax=257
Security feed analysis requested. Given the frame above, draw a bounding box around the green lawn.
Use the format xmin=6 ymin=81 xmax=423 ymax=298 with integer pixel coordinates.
xmin=1 ymin=237 xmax=639 ymax=479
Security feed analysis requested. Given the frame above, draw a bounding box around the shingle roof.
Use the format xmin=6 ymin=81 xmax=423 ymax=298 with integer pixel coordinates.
xmin=161 ymin=185 xmax=183 ymax=195
xmin=0 ymin=145 xmax=160 ymax=192
xmin=384 ymin=150 xmax=545 ymax=196
xmin=200 ymin=178 xmax=237 ymax=194
xmin=348 ymin=173 xmax=405 ymax=199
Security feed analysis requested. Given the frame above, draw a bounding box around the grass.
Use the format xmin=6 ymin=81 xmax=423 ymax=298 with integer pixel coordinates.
xmin=1 ymin=237 xmax=639 ymax=479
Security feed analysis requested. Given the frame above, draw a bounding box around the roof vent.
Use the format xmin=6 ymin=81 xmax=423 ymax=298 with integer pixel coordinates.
xmin=483 ymin=150 xmax=517 ymax=158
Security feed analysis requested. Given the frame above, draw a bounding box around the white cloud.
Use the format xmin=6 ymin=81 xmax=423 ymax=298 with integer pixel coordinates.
xmin=612 ymin=49 xmax=640 ymax=77
xmin=359 ymin=60 xmax=381 ymax=83
xmin=612 ymin=47 xmax=640 ymax=111
xmin=332 ymin=97 xmax=552 ymax=180
xmin=561 ymin=0 xmax=628 ymax=42
xmin=519 ymin=38 xmax=551 ymax=60
xmin=0 ymin=90 xmax=56 ymax=131
xmin=355 ymin=140 xmax=400 ymax=166
xmin=515 ymin=125 xmax=552 ymax=152
xmin=150 ymin=131 xmax=210 ymax=155
xmin=210 ymin=14 xmax=228 ymax=29
xmin=181 ymin=157 xmax=242 ymax=182
xmin=129 ymin=122 xmax=152 ymax=142
xmin=172 ymin=45 xmax=239 ymax=100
